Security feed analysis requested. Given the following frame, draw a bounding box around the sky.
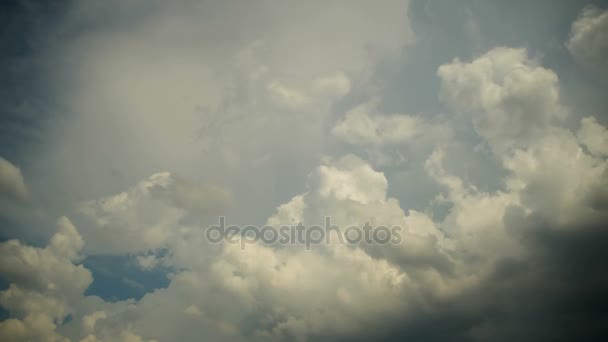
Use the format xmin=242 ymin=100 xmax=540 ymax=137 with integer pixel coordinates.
xmin=1 ymin=0 xmax=608 ymax=341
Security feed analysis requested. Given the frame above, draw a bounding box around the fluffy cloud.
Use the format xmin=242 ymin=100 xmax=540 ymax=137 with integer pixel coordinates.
xmin=76 ymin=173 xmax=186 ymax=254
xmin=577 ymin=116 xmax=608 ymax=157
xmin=77 ymin=172 xmax=230 ymax=255
xmin=0 ymin=153 xmax=462 ymax=341
xmin=61 ymin=158 xmax=426 ymax=340
xmin=2 ymin=1 xmax=608 ymax=342
xmin=0 ymin=217 xmax=91 ymax=341
xmin=567 ymin=6 xmax=608 ymax=72
xmin=330 ymin=101 xmax=452 ymax=167
xmin=12 ymin=107 xmax=604 ymax=340
xmin=438 ymin=45 xmax=608 ymax=229
xmin=438 ymin=48 xmax=568 ymax=153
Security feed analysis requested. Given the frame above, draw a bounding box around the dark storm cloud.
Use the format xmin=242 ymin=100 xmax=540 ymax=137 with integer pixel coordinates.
xmin=349 ymin=215 xmax=608 ymax=342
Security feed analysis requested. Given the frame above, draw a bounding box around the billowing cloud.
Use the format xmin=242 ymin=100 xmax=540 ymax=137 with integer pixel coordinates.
xmin=567 ymin=5 xmax=608 ymax=72
xmin=577 ymin=116 xmax=608 ymax=156
xmin=439 ymin=46 xmax=608 ymax=227
xmin=77 ymin=172 xmax=231 ymax=255
xmin=438 ymin=47 xmax=568 ymax=153
xmin=2 ymin=1 xmax=608 ymax=342
xmin=0 ymin=217 xmax=90 ymax=341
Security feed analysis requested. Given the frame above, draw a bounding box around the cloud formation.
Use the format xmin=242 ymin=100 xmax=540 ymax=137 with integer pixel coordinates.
xmin=0 ymin=157 xmax=28 ymax=202
xmin=567 ymin=5 xmax=608 ymax=72
xmin=1 ymin=1 xmax=608 ymax=341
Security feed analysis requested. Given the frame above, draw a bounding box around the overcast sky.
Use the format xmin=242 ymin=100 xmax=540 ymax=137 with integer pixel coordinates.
xmin=1 ymin=0 xmax=608 ymax=341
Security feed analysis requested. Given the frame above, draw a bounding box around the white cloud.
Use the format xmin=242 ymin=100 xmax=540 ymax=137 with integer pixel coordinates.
xmin=77 ymin=173 xmax=186 ymax=254
xmin=41 ymin=155 xmax=460 ymax=341
xmin=10 ymin=41 xmax=602 ymax=340
xmin=266 ymin=80 xmax=311 ymax=109
xmin=567 ymin=6 xmax=608 ymax=72
xmin=0 ymin=312 xmax=69 ymax=342
xmin=503 ymin=128 xmax=608 ymax=226
xmin=82 ymin=311 xmax=107 ymax=335
xmin=0 ymin=157 xmax=28 ymax=201
xmin=425 ymin=147 xmax=522 ymax=261
xmin=437 ymin=46 xmax=608 ymax=231
xmin=0 ymin=217 xmax=91 ymax=296
xmin=312 ymin=72 xmax=351 ymax=99
xmin=577 ymin=116 xmax=608 ymax=157
xmin=438 ymin=47 xmax=567 ymax=153
xmin=79 ymin=330 xmax=157 ymax=342
xmin=312 ymin=154 xmax=389 ymax=204
xmin=331 ymin=102 xmax=425 ymax=146
xmin=77 ymin=172 xmax=230 ymax=255
xmin=0 ymin=217 xmax=91 ymax=342
xmin=4 ymin=2 xmax=608 ymax=341
xmin=330 ymin=101 xmax=452 ymax=168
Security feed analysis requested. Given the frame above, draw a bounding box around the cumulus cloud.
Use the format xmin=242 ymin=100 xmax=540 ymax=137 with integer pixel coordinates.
xmin=567 ymin=6 xmax=608 ymax=72
xmin=577 ymin=116 xmax=608 ymax=156
xmin=438 ymin=47 xmax=568 ymax=153
xmin=438 ymin=45 xmax=608 ymax=229
xmin=77 ymin=172 xmax=231 ymax=255
xmin=0 ymin=217 xmax=91 ymax=341
xmin=57 ymin=155 xmax=453 ymax=341
xmin=2 ymin=1 xmax=608 ymax=342
xmin=330 ymin=101 xmax=452 ymax=167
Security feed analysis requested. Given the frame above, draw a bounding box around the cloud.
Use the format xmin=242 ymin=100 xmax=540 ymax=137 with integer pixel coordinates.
xmin=2 ymin=1 xmax=608 ymax=341
xmin=577 ymin=116 xmax=608 ymax=157
xmin=0 ymin=154 xmax=445 ymax=341
xmin=60 ymin=158 xmax=429 ymax=340
xmin=332 ymin=101 xmax=428 ymax=146
xmin=9 ymin=106 xmax=603 ymax=340
xmin=77 ymin=172 xmax=231 ymax=255
xmin=330 ymin=100 xmax=452 ymax=168
xmin=0 ymin=157 xmax=28 ymax=202
xmin=15 ymin=0 xmax=411 ymax=238
xmin=438 ymin=44 xmax=608 ymax=230
xmin=0 ymin=217 xmax=91 ymax=342
xmin=0 ymin=156 xmax=32 ymax=223
xmin=438 ymin=47 xmax=568 ymax=153
xmin=79 ymin=329 xmax=157 ymax=342
xmin=567 ymin=6 xmax=608 ymax=72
